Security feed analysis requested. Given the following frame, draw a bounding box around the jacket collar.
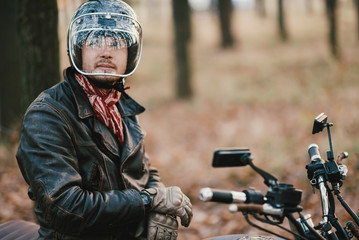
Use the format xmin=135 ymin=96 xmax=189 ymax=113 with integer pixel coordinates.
xmin=64 ymin=67 xmax=145 ymax=120
xmin=64 ymin=67 xmax=146 ymax=159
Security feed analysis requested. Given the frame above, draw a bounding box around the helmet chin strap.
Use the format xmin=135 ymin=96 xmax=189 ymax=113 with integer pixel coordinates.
xmin=89 ymin=77 xmax=126 ymax=93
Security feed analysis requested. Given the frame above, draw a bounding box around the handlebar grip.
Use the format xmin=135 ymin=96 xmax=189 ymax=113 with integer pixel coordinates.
xmin=308 ymin=143 xmax=322 ymax=162
xmin=199 ymin=188 xmax=246 ymax=203
xmin=229 ymin=203 xmax=284 ymax=216
xmin=229 ymin=204 xmax=263 ymax=213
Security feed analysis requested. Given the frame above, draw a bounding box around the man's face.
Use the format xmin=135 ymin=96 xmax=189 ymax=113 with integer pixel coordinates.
xmin=82 ymin=35 xmax=128 ymax=84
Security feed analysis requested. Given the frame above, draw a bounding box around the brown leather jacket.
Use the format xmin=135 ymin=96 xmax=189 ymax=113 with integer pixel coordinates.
xmin=16 ymin=67 xmax=163 ymax=240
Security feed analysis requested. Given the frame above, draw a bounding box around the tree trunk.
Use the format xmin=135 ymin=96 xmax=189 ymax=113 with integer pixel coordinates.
xmin=354 ymin=0 xmax=359 ymax=41
xmin=326 ymin=0 xmax=339 ymax=58
xmin=255 ymin=0 xmax=266 ymax=18
xmin=172 ymin=0 xmax=192 ymax=99
xmin=17 ymin=0 xmax=60 ymax=110
xmin=218 ymin=0 xmax=234 ymax=48
xmin=278 ymin=0 xmax=288 ymax=41
xmin=306 ymin=0 xmax=313 ymax=14
xmin=0 ymin=0 xmax=22 ymax=138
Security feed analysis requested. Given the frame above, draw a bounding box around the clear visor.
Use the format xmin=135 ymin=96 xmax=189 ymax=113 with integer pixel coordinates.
xmin=68 ymin=13 xmax=142 ymax=78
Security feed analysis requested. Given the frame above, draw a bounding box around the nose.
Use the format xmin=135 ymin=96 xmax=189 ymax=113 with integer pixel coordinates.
xmin=100 ymin=46 xmax=112 ymax=59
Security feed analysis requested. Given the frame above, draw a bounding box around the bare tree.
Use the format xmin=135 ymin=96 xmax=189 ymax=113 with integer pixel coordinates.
xmin=326 ymin=0 xmax=339 ymax=58
xmin=217 ymin=0 xmax=234 ymax=48
xmin=0 ymin=0 xmax=22 ymax=138
xmin=306 ymin=0 xmax=313 ymax=14
xmin=255 ymin=0 xmax=266 ymax=18
xmin=172 ymin=0 xmax=193 ymax=99
xmin=278 ymin=0 xmax=288 ymax=41
xmin=354 ymin=0 xmax=359 ymax=41
xmin=17 ymin=0 xmax=60 ymax=110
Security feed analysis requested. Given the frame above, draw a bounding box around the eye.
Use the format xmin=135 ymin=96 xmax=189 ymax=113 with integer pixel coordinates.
xmin=86 ymin=38 xmax=99 ymax=46
xmin=109 ymin=40 xmax=119 ymax=47
xmin=88 ymin=39 xmax=97 ymax=46
xmin=107 ymin=38 xmax=127 ymax=49
xmin=85 ymin=37 xmax=104 ymax=48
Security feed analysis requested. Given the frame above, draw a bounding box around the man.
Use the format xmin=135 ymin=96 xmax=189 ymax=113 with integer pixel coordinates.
xmin=16 ymin=1 xmax=192 ymax=239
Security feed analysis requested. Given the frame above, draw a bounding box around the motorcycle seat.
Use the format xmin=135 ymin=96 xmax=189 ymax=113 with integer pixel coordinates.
xmin=0 ymin=220 xmax=38 ymax=240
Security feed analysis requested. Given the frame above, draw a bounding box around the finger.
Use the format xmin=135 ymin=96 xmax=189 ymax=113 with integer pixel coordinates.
xmin=183 ymin=198 xmax=192 ymax=216
xmin=177 ymin=204 xmax=192 ymax=227
xmin=165 ymin=215 xmax=178 ymax=229
xmin=185 ymin=204 xmax=193 ymax=219
xmin=180 ymin=217 xmax=189 ymax=228
xmin=177 ymin=209 xmax=190 ymax=227
xmin=183 ymin=195 xmax=192 ymax=208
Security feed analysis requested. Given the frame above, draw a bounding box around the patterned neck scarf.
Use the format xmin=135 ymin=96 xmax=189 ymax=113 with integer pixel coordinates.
xmin=75 ymin=73 xmax=124 ymax=145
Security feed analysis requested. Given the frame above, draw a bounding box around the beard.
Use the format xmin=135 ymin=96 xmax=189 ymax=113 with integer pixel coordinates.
xmin=87 ymin=75 xmax=121 ymax=90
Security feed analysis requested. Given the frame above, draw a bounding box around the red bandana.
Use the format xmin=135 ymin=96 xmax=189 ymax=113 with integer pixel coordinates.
xmin=75 ymin=73 xmax=124 ymax=145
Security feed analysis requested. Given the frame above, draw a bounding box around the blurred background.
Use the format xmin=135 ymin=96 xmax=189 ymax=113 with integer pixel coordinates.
xmin=1 ymin=0 xmax=359 ymax=239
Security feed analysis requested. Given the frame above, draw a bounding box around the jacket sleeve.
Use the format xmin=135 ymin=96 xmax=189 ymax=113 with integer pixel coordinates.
xmin=146 ymin=165 xmax=165 ymax=188
xmin=16 ymin=100 xmax=146 ymax=236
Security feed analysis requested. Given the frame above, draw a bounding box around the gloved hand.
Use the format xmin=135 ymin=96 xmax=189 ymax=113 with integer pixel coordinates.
xmin=147 ymin=212 xmax=178 ymax=240
xmin=143 ymin=186 xmax=193 ymax=227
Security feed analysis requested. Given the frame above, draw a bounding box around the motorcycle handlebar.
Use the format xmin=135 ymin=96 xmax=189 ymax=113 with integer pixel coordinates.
xmin=308 ymin=143 xmax=322 ymax=163
xmin=199 ymin=187 xmax=265 ymax=204
xmin=199 ymin=188 xmax=247 ymax=204
xmin=229 ymin=203 xmax=284 ymax=216
xmin=229 ymin=203 xmax=263 ymax=213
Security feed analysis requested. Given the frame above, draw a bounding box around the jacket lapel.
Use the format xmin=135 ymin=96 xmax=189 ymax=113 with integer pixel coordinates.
xmin=65 ymin=68 xmax=146 ymax=162
xmin=66 ymin=68 xmax=121 ymax=158
xmin=92 ymin=119 xmax=121 ymax=157
xmin=117 ymin=93 xmax=146 ymax=163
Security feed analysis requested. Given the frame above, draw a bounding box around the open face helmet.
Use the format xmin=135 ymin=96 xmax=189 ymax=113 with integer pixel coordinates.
xmin=68 ymin=0 xmax=142 ymax=78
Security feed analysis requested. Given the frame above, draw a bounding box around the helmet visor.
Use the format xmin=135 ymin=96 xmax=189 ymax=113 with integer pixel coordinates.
xmin=68 ymin=13 xmax=142 ymax=77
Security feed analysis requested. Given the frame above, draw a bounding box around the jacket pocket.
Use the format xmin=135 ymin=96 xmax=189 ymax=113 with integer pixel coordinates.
xmin=86 ymin=163 xmax=104 ymax=191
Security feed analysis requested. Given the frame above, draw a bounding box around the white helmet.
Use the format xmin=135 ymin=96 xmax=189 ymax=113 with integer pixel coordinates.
xmin=68 ymin=0 xmax=142 ymax=78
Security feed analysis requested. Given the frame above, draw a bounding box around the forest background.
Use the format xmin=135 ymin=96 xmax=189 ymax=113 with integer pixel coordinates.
xmin=1 ymin=0 xmax=359 ymax=239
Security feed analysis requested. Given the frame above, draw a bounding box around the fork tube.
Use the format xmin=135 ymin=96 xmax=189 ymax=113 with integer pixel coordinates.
xmin=318 ymin=175 xmax=329 ymax=224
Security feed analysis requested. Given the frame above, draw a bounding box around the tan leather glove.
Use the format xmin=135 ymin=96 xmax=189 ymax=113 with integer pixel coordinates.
xmin=143 ymin=186 xmax=193 ymax=227
xmin=147 ymin=212 xmax=178 ymax=240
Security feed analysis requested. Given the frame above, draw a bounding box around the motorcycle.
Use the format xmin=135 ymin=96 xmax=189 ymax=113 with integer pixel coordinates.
xmin=1 ymin=113 xmax=358 ymax=240
xmin=199 ymin=113 xmax=359 ymax=240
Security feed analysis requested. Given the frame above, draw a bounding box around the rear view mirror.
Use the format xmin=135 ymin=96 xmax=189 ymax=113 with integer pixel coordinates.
xmin=312 ymin=113 xmax=328 ymax=134
xmin=212 ymin=148 xmax=251 ymax=167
